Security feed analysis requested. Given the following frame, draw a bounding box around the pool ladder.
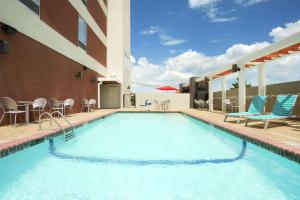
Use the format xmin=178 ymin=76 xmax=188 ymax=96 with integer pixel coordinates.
xmin=39 ymin=111 xmax=75 ymax=141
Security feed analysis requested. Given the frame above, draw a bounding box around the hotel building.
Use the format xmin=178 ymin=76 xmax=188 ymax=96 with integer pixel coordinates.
xmin=0 ymin=0 xmax=131 ymax=120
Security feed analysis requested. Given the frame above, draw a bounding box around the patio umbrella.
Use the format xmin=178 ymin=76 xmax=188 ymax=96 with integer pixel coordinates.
xmin=156 ymin=86 xmax=178 ymax=92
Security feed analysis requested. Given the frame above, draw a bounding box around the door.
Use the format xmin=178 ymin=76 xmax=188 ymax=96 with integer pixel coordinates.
xmin=108 ymin=86 xmax=120 ymax=108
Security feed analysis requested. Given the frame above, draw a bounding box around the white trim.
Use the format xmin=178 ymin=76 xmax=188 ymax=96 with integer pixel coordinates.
xmin=221 ymin=77 xmax=226 ymax=112
xmin=208 ymin=78 xmax=214 ymax=112
xmin=69 ymin=0 xmax=107 ymax=46
xmin=258 ymin=63 xmax=266 ymax=96
xmin=98 ymin=0 xmax=108 ymax=17
xmin=0 ymin=0 xmax=107 ymax=76
xmin=98 ymin=77 xmax=122 ymax=84
xmin=238 ymin=65 xmax=246 ymax=112
xmin=97 ymin=82 xmax=101 ymax=109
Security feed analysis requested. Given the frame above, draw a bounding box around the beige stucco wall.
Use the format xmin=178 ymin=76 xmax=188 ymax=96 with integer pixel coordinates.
xmin=136 ymin=93 xmax=190 ymax=110
xmin=107 ymin=0 xmax=131 ymax=94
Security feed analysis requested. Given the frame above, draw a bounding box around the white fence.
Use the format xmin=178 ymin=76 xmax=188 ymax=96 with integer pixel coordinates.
xmin=135 ymin=93 xmax=190 ymax=110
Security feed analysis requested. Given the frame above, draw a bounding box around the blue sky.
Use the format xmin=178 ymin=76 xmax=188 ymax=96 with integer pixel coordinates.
xmin=130 ymin=0 xmax=300 ymax=92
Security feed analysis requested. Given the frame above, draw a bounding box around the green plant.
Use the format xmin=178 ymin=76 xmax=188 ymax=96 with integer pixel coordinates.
xmin=231 ymin=78 xmax=252 ymax=89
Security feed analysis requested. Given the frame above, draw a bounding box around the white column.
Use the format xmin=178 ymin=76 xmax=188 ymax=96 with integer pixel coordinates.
xmin=208 ymin=77 xmax=214 ymax=112
xmin=238 ymin=64 xmax=246 ymax=112
xmin=221 ymin=77 xmax=227 ymax=112
xmin=97 ymin=82 xmax=102 ymax=109
xmin=258 ymin=63 xmax=266 ymax=96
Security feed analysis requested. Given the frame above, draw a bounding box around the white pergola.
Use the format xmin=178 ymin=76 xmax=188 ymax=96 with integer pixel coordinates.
xmin=195 ymin=31 xmax=300 ymax=112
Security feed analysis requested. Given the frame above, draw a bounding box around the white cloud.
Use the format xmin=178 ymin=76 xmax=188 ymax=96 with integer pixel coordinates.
xmin=235 ymin=0 xmax=268 ymax=7
xmin=141 ymin=26 xmax=187 ymax=46
xmin=269 ymin=20 xmax=300 ymax=42
xmin=140 ymin=26 xmax=161 ymax=35
xmin=188 ymin=0 xmax=219 ymax=8
xmin=206 ymin=7 xmax=238 ymax=23
xmin=159 ymin=34 xmax=187 ymax=46
xmin=130 ymin=55 xmax=136 ymax=64
xmin=131 ymin=42 xmax=269 ymax=92
xmin=188 ymin=0 xmax=237 ymax=23
xmin=133 ymin=19 xmax=300 ymax=92
xmin=188 ymin=0 xmax=268 ymax=23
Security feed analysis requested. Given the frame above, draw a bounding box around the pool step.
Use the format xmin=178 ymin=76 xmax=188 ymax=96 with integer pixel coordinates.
xmin=64 ymin=130 xmax=75 ymax=141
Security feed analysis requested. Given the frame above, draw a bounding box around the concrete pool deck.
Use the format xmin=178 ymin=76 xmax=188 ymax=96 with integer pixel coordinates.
xmin=0 ymin=109 xmax=300 ymax=163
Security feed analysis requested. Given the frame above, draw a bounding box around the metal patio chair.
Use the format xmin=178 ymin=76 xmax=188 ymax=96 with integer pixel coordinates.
xmin=89 ymin=99 xmax=96 ymax=111
xmin=153 ymin=100 xmax=159 ymax=110
xmin=63 ymin=98 xmax=74 ymax=115
xmin=81 ymin=98 xmax=91 ymax=112
xmin=31 ymin=98 xmax=47 ymax=122
xmin=0 ymin=97 xmax=26 ymax=126
xmin=48 ymin=98 xmax=64 ymax=116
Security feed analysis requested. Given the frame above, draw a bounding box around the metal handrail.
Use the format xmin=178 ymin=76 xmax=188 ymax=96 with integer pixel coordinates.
xmin=50 ymin=111 xmax=75 ymax=133
xmin=38 ymin=112 xmax=65 ymax=135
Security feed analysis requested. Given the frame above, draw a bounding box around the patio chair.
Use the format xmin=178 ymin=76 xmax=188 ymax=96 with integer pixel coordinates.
xmin=224 ymin=99 xmax=239 ymax=112
xmin=89 ymin=99 xmax=96 ymax=111
xmin=63 ymin=98 xmax=74 ymax=115
xmin=0 ymin=97 xmax=26 ymax=126
xmin=48 ymin=98 xmax=64 ymax=116
xmin=194 ymin=99 xmax=200 ymax=109
xmin=245 ymin=95 xmax=297 ymax=129
xmin=145 ymin=99 xmax=152 ymax=111
xmin=153 ymin=100 xmax=159 ymax=110
xmin=164 ymin=99 xmax=170 ymax=110
xmin=31 ymin=98 xmax=47 ymax=121
xmin=81 ymin=98 xmax=91 ymax=112
xmin=194 ymin=99 xmax=206 ymax=109
xmin=224 ymin=96 xmax=267 ymax=124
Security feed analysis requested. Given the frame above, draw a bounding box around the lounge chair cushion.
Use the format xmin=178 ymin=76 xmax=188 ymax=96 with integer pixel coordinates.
xmin=226 ymin=96 xmax=267 ymax=117
xmin=227 ymin=112 xmax=260 ymax=117
xmin=247 ymin=114 xmax=287 ymax=121
xmin=247 ymin=95 xmax=298 ymax=121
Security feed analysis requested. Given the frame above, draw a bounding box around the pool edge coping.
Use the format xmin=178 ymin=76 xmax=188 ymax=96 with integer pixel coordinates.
xmin=180 ymin=111 xmax=300 ymax=164
xmin=0 ymin=110 xmax=299 ymax=164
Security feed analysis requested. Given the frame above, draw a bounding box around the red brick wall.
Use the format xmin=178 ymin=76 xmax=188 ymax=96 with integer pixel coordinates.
xmin=87 ymin=0 xmax=107 ymax=35
xmin=87 ymin=27 xmax=107 ymax=67
xmin=40 ymin=0 xmax=78 ymax=45
xmin=0 ymin=24 xmax=102 ymax=125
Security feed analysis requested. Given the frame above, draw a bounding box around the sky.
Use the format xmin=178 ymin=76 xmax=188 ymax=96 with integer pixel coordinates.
xmin=130 ymin=0 xmax=300 ymax=92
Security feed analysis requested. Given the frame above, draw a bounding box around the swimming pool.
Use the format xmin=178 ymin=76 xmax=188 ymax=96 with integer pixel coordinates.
xmin=0 ymin=113 xmax=299 ymax=199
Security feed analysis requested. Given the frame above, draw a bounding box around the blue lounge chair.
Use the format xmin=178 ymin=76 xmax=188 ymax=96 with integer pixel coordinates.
xmin=245 ymin=95 xmax=297 ymax=129
xmin=224 ymin=96 xmax=267 ymax=123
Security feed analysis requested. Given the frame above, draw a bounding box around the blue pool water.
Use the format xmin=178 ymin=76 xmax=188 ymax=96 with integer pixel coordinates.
xmin=0 ymin=113 xmax=299 ymax=199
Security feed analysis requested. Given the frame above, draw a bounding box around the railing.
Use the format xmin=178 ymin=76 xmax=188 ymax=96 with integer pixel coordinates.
xmin=39 ymin=112 xmax=65 ymax=134
xmin=38 ymin=111 xmax=75 ymax=141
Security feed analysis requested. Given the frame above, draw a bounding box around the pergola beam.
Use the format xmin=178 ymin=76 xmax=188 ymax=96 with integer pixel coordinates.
xmin=194 ymin=32 xmax=300 ymax=84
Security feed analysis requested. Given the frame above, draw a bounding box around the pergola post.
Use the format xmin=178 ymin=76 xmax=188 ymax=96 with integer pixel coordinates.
xmin=208 ymin=77 xmax=214 ymax=111
xmin=221 ymin=77 xmax=226 ymax=112
xmin=238 ymin=64 xmax=246 ymax=112
xmin=258 ymin=63 xmax=266 ymax=96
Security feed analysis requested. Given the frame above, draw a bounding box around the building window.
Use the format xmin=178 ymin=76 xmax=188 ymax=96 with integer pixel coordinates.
xmin=19 ymin=0 xmax=40 ymax=15
xmin=78 ymin=16 xmax=87 ymax=50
